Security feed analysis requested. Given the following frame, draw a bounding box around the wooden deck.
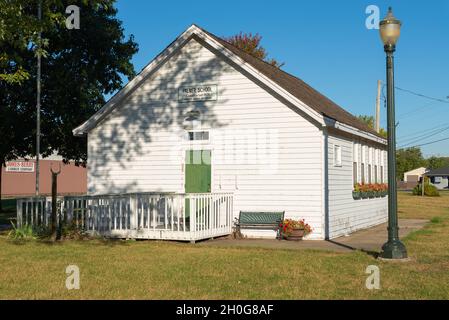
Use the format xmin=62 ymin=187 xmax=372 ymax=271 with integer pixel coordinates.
xmin=16 ymin=192 xmax=233 ymax=242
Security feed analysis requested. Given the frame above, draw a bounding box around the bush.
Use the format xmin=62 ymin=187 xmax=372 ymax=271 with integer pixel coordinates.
xmin=7 ymin=221 xmax=88 ymax=241
xmin=412 ymin=183 xmax=440 ymax=197
xmin=61 ymin=222 xmax=89 ymax=240
xmin=8 ymin=223 xmax=38 ymax=240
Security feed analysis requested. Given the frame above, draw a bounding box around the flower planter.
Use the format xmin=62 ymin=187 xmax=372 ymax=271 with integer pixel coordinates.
xmin=354 ymin=184 xmax=389 ymax=200
xmin=285 ymin=228 xmax=305 ymax=241
xmin=352 ymin=191 xmax=361 ymax=200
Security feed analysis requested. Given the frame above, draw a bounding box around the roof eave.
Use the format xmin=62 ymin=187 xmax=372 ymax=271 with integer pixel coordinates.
xmin=325 ymin=116 xmax=387 ymax=145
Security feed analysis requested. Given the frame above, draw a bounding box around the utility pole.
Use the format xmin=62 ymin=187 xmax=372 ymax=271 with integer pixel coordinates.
xmin=375 ymin=80 xmax=381 ymax=133
xmin=35 ymin=0 xmax=42 ymax=196
xmin=422 ymin=174 xmax=425 ymax=197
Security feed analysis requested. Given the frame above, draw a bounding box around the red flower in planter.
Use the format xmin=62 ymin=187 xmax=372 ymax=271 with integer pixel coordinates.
xmin=278 ymin=218 xmax=313 ymax=237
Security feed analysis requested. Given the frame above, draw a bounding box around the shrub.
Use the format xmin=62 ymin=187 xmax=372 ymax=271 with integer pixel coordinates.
xmin=7 ymin=221 xmax=88 ymax=241
xmin=61 ymin=222 xmax=89 ymax=240
xmin=412 ymin=183 xmax=440 ymax=197
xmin=8 ymin=223 xmax=38 ymax=240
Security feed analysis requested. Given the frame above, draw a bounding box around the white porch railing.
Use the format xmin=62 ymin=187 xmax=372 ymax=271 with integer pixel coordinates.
xmin=16 ymin=193 xmax=233 ymax=242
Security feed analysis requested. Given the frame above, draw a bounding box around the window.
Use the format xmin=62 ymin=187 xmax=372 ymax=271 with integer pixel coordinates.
xmin=361 ymin=163 xmax=365 ymax=183
xmin=380 ymin=166 xmax=384 ymax=183
xmin=374 ymin=165 xmax=378 ymax=183
xmin=368 ymin=164 xmax=372 ymax=183
xmin=187 ymin=131 xmax=209 ymax=141
xmin=353 ymin=142 xmax=359 ymax=184
xmin=334 ymin=145 xmax=342 ymax=167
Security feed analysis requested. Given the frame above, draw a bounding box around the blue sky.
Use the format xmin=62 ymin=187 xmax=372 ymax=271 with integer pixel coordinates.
xmin=114 ymin=0 xmax=449 ymax=157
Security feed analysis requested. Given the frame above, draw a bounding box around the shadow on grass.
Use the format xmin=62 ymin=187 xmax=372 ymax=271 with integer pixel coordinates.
xmin=4 ymin=235 xmax=133 ymax=248
xmin=325 ymin=239 xmax=380 ymax=259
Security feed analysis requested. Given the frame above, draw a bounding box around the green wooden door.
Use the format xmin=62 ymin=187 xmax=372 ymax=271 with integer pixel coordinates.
xmin=185 ymin=150 xmax=211 ymax=193
xmin=185 ymin=150 xmax=211 ymax=220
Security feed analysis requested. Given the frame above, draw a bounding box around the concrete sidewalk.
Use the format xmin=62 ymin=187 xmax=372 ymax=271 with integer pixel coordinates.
xmin=200 ymin=219 xmax=428 ymax=253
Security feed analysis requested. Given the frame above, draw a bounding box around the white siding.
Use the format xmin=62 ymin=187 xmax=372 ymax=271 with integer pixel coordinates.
xmin=327 ymin=133 xmax=387 ymax=239
xmin=87 ymin=38 xmax=325 ymax=239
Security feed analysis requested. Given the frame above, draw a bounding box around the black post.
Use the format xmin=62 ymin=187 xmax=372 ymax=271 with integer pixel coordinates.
xmin=50 ymin=165 xmax=61 ymax=240
xmin=0 ymin=162 xmax=3 ymax=212
xmin=380 ymin=44 xmax=407 ymax=259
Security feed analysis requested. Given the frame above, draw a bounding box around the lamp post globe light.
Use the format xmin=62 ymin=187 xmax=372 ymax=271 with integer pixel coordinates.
xmin=379 ymin=7 xmax=408 ymax=260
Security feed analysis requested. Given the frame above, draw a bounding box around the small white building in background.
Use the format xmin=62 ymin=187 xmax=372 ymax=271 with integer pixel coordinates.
xmin=403 ymin=167 xmax=427 ymax=182
xmin=426 ymin=167 xmax=449 ymax=190
xmin=74 ymin=25 xmax=388 ymax=240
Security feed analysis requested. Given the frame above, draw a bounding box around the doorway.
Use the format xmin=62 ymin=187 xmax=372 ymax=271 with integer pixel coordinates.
xmin=185 ymin=150 xmax=211 ymax=220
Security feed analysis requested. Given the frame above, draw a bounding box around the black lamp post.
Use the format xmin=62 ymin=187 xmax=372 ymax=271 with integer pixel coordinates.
xmin=379 ymin=7 xmax=408 ymax=260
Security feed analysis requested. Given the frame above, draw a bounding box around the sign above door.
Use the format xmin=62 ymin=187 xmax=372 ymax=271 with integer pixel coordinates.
xmin=178 ymin=84 xmax=217 ymax=102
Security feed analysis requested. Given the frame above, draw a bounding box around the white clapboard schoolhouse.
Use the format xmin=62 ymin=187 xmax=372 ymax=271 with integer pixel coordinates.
xmin=72 ymin=25 xmax=388 ymax=240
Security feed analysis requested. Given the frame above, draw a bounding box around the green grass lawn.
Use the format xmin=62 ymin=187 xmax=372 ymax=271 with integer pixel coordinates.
xmin=0 ymin=193 xmax=448 ymax=299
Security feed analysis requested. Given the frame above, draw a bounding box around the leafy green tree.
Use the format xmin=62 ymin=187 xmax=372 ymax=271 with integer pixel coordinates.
xmin=224 ymin=32 xmax=284 ymax=68
xmin=357 ymin=115 xmax=387 ymax=138
xmin=396 ymin=147 xmax=426 ymax=181
xmin=426 ymin=156 xmax=449 ymax=170
xmin=1 ymin=0 xmax=63 ymax=84
xmin=357 ymin=115 xmax=374 ymax=128
xmin=0 ymin=0 xmax=117 ymax=83
xmin=0 ymin=1 xmax=138 ymax=210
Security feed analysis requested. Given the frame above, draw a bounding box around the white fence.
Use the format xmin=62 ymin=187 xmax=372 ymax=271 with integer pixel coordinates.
xmin=16 ymin=193 xmax=233 ymax=242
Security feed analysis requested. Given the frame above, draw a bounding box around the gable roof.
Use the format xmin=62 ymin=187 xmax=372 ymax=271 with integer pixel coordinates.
xmin=73 ymin=24 xmax=385 ymax=142
xmin=426 ymin=167 xmax=449 ymax=176
xmin=404 ymin=167 xmax=427 ymax=174
xmin=198 ymin=27 xmax=381 ymax=137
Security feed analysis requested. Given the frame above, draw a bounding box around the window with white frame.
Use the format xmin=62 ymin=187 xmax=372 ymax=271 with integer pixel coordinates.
xmin=334 ymin=145 xmax=342 ymax=167
xmin=361 ymin=145 xmax=366 ymax=183
xmin=353 ymin=142 xmax=358 ymax=184
xmin=187 ymin=131 xmax=209 ymax=141
xmin=368 ymin=147 xmax=373 ymax=183
xmin=361 ymin=163 xmax=365 ymax=183
xmin=373 ymin=149 xmax=376 ymax=181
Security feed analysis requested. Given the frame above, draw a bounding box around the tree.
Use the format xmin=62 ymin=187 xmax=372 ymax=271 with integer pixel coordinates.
xmin=0 ymin=0 xmax=65 ymax=84
xmin=396 ymin=147 xmax=425 ymax=181
xmin=224 ymin=32 xmax=284 ymax=68
xmin=357 ymin=115 xmax=387 ymax=138
xmin=426 ymin=156 xmax=449 ymax=170
xmin=0 ymin=1 xmax=138 ymax=211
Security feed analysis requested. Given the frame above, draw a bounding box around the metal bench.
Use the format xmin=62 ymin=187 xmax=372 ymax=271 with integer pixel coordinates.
xmin=235 ymin=211 xmax=285 ymax=239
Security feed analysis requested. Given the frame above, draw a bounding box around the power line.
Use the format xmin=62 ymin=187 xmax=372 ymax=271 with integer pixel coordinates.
xmin=398 ymin=123 xmax=449 ymax=143
xmin=381 ymin=84 xmax=449 ymax=119
xmin=395 ymin=86 xmax=449 ymax=104
xmin=406 ymin=136 xmax=449 ymax=148
xmin=398 ymin=122 xmax=449 ymax=141
xmin=397 ymin=101 xmax=437 ymax=119
xmin=399 ymin=125 xmax=449 ymax=148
